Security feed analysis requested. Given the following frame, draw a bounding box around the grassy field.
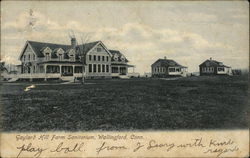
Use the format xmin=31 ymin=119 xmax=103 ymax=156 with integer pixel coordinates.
xmin=0 ymin=75 xmax=249 ymax=131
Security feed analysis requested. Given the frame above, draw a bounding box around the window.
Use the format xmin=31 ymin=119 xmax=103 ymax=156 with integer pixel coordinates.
xmin=106 ymin=65 xmax=109 ymax=72
xmin=218 ymin=67 xmax=225 ymax=71
xmin=28 ymin=54 xmax=31 ymax=61
xmin=23 ymin=55 xmax=26 ymax=61
xmin=89 ymin=55 xmax=92 ymax=61
xmin=102 ymin=65 xmax=105 ymax=72
xmin=169 ymin=68 xmax=175 ymax=72
xmin=98 ymin=64 xmax=101 ymax=72
xmin=176 ymin=68 xmax=180 ymax=72
xmin=102 ymin=56 xmax=105 ymax=61
xmin=97 ymin=48 xmax=102 ymax=52
xmin=112 ymin=67 xmax=118 ymax=73
xmin=33 ymin=54 xmax=36 ymax=60
xmin=45 ymin=53 xmax=50 ymax=60
xmin=106 ymin=56 xmax=109 ymax=61
xmin=89 ymin=64 xmax=92 ymax=73
xmin=69 ymin=55 xmax=74 ymax=61
xmin=33 ymin=66 xmax=36 ymax=73
xmin=154 ymin=68 xmax=157 ymax=73
xmin=94 ymin=55 xmax=96 ymax=61
xmin=98 ymin=56 xmax=101 ymax=61
xmin=58 ymin=54 xmax=63 ymax=61
xmin=93 ymin=64 xmax=96 ymax=72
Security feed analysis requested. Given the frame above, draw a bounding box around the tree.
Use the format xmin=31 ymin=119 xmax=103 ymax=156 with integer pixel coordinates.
xmin=79 ymin=33 xmax=91 ymax=84
xmin=69 ymin=30 xmax=91 ymax=84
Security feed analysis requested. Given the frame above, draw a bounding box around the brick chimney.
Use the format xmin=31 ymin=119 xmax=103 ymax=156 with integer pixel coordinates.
xmin=210 ymin=57 xmax=212 ymax=60
xmin=71 ymin=38 xmax=77 ymax=49
xmin=164 ymin=56 xmax=167 ymax=59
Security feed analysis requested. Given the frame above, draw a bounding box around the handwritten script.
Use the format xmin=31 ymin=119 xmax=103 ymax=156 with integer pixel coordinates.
xmin=13 ymin=134 xmax=241 ymax=158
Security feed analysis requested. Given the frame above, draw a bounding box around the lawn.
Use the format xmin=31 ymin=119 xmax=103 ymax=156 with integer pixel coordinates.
xmin=0 ymin=76 xmax=249 ymax=131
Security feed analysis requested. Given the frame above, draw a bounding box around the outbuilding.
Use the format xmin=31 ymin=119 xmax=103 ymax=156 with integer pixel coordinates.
xmin=151 ymin=57 xmax=188 ymax=77
xmin=199 ymin=58 xmax=232 ymax=76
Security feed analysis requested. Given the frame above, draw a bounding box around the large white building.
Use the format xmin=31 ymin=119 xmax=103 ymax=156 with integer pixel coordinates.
xmin=16 ymin=38 xmax=133 ymax=81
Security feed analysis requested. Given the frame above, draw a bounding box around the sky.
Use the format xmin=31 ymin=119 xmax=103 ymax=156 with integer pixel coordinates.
xmin=1 ymin=1 xmax=249 ymax=74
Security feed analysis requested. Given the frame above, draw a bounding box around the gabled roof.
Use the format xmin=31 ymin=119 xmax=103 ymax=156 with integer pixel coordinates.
xmin=77 ymin=41 xmax=100 ymax=54
xmin=27 ymin=41 xmax=71 ymax=57
xmin=151 ymin=58 xmax=187 ymax=68
xmin=109 ymin=50 xmax=129 ymax=62
xmin=199 ymin=59 xmax=230 ymax=68
xmin=20 ymin=40 xmax=100 ymax=59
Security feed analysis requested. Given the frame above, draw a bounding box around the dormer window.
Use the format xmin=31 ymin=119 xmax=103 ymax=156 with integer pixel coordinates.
xmin=121 ymin=55 xmax=125 ymax=61
xmin=67 ymin=49 xmax=75 ymax=62
xmin=58 ymin=54 xmax=63 ymax=61
xmin=56 ymin=48 xmax=65 ymax=61
xmin=45 ymin=53 xmax=50 ymax=60
xmin=42 ymin=47 xmax=52 ymax=61
xmin=114 ymin=54 xmax=118 ymax=61
xmin=69 ymin=54 xmax=75 ymax=61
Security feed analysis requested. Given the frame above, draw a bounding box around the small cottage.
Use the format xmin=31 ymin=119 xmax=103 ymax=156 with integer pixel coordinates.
xmin=199 ymin=58 xmax=232 ymax=76
xmin=151 ymin=57 xmax=188 ymax=77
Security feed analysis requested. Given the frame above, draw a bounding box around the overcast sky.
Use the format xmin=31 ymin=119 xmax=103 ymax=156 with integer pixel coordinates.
xmin=1 ymin=1 xmax=249 ymax=73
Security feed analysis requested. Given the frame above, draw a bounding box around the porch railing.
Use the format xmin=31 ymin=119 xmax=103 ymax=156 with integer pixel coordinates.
xmin=3 ymin=73 xmax=83 ymax=79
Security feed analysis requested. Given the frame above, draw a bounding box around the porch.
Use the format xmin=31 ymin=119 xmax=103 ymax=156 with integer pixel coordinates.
xmin=168 ymin=67 xmax=187 ymax=76
xmin=42 ymin=64 xmax=83 ymax=76
xmin=21 ymin=63 xmax=84 ymax=76
xmin=15 ymin=63 xmax=85 ymax=80
xmin=111 ymin=64 xmax=134 ymax=77
xmin=3 ymin=73 xmax=83 ymax=79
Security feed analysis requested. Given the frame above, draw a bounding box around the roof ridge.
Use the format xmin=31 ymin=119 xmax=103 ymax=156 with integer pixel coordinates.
xmin=77 ymin=41 xmax=100 ymax=46
xmin=27 ymin=40 xmax=70 ymax=46
xmin=28 ymin=40 xmax=101 ymax=47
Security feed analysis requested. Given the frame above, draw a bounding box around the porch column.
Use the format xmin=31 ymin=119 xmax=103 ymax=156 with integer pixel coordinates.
xmin=44 ymin=64 xmax=47 ymax=81
xmin=118 ymin=66 xmax=120 ymax=73
xmin=44 ymin=64 xmax=47 ymax=74
xmin=29 ymin=66 xmax=33 ymax=82
xmin=59 ymin=65 xmax=62 ymax=76
xmin=73 ymin=65 xmax=75 ymax=74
